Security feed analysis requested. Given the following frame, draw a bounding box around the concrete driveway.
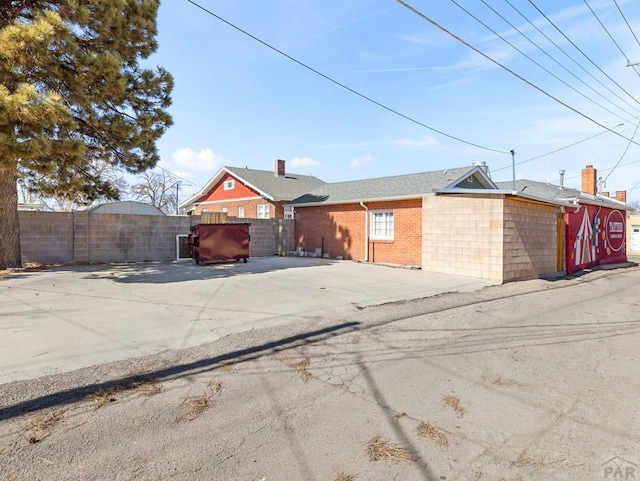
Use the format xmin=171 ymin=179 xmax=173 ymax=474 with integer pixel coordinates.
xmin=0 ymin=257 xmax=491 ymax=384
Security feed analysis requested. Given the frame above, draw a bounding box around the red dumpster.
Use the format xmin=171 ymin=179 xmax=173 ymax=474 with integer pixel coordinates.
xmin=188 ymin=223 xmax=250 ymax=264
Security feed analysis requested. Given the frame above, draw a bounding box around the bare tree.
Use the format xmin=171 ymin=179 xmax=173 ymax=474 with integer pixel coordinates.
xmin=130 ymin=169 xmax=180 ymax=214
xmin=18 ymin=158 xmax=129 ymax=211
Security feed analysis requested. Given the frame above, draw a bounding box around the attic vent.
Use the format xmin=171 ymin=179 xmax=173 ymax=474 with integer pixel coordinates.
xmin=466 ymin=176 xmax=473 ymax=183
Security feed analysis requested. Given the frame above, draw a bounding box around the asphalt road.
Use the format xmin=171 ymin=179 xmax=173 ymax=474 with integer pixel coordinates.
xmin=1 ymin=266 xmax=639 ymax=481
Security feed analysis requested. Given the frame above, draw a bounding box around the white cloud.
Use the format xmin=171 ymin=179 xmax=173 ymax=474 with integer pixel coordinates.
xmin=290 ymin=156 xmax=320 ymax=168
xmin=172 ymin=147 xmax=226 ymax=171
xmin=350 ymin=154 xmax=374 ymax=168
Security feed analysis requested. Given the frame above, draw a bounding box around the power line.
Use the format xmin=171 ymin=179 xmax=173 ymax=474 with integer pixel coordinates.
xmin=155 ymin=164 xmax=201 ymax=188
xmin=449 ymin=0 xmax=636 ymax=124
xmin=627 ymin=178 xmax=640 ymax=195
xmin=396 ymin=0 xmax=640 ymax=148
xmin=565 ymin=157 xmax=640 ymax=181
xmin=603 ymin=120 xmax=640 ymax=184
xmin=527 ymin=0 xmax=640 ymax=107
xmin=613 ymin=0 xmax=640 ymax=48
xmin=502 ymin=0 xmax=640 ymax=116
xmin=492 ymin=123 xmax=623 ymax=173
xmin=582 ymin=0 xmax=640 ymax=79
xmin=185 ymin=0 xmax=510 ymax=155
xmin=478 ymin=0 xmax=639 ymax=123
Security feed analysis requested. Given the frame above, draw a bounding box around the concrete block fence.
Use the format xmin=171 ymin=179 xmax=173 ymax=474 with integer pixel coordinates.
xmin=18 ymin=211 xmax=294 ymax=265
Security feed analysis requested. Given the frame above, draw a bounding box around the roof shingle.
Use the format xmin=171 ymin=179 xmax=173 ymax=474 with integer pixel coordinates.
xmin=289 ymin=166 xmax=476 ymax=205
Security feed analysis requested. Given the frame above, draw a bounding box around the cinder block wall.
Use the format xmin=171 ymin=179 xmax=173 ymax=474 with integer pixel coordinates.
xmin=422 ymin=194 xmax=504 ymax=282
xmin=19 ymin=212 xmax=293 ymax=264
xmin=502 ymin=198 xmax=560 ymax=281
xmin=82 ymin=213 xmax=198 ymax=263
xmin=227 ymin=217 xmax=294 ymax=257
xmin=18 ymin=211 xmax=74 ymax=264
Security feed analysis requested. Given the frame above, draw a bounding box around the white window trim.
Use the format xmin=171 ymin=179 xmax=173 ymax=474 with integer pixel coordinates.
xmin=284 ymin=205 xmax=294 ymax=219
xmin=257 ymin=204 xmax=270 ymax=219
xmin=238 ymin=206 xmax=245 ymax=218
xmin=370 ymin=210 xmax=394 ymax=241
xmin=223 ymin=179 xmax=235 ymax=190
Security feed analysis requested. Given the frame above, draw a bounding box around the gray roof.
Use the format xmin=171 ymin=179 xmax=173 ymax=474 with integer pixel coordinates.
xmin=495 ymin=179 xmax=626 ymax=208
xmin=289 ymin=166 xmax=480 ymax=205
xmin=225 ymin=166 xmax=325 ymax=201
xmin=87 ymin=201 xmax=165 ymax=216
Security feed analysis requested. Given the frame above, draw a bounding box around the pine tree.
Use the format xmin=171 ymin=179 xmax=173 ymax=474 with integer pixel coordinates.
xmin=0 ymin=1 xmax=173 ymax=268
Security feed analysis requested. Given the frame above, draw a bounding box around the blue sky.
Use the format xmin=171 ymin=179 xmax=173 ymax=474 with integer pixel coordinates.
xmin=150 ymin=0 xmax=640 ymax=203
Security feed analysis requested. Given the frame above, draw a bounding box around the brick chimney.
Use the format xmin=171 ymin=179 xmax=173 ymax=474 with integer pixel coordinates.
xmin=275 ymin=159 xmax=285 ymax=178
xmin=581 ymin=165 xmax=597 ymax=195
xmin=615 ymin=190 xmax=627 ymax=203
xmin=601 ymin=191 xmax=609 ymax=197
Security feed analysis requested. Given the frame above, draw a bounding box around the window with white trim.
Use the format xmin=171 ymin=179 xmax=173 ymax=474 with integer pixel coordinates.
xmin=284 ymin=205 xmax=294 ymax=219
xmin=370 ymin=210 xmax=394 ymax=240
xmin=257 ymin=204 xmax=270 ymax=219
xmin=238 ymin=206 xmax=245 ymax=218
xmin=221 ymin=207 xmax=228 ymax=214
xmin=223 ymin=180 xmax=235 ymax=190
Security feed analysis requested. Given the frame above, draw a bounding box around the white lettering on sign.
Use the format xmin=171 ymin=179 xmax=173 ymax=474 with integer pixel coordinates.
xmin=609 ymin=221 xmax=624 ymax=233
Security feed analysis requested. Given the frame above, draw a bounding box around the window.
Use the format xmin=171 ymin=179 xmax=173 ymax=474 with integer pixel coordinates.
xmin=257 ymin=204 xmax=270 ymax=219
xmin=238 ymin=206 xmax=245 ymax=218
xmin=370 ymin=210 xmax=394 ymax=240
xmin=223 ymin=180 xmax=235 ymax=190
xmin=284 ymin=205 xmax=294 ymax=219
xmin=221 ymin=207 xmax=228 ymax=214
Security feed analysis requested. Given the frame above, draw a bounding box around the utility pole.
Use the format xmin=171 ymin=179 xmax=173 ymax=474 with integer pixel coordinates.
xmin=175 ymin=181 xmax=180 ymax=215
xmin=511 ymin=149 xmax=516 ymax=191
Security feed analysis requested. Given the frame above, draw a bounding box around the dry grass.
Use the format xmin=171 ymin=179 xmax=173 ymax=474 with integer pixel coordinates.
xmin=511 ymin=451 xmax=544 ymax=468
xmin=290 ymin=358 xmax=313 ymax=381
xmin=365 ymin=436 xmax=414 ymax=464
xmin=25 ymin=409 xmax=65 ymax=443
xmin=416 ymin=422 xmax=449 ymax=450
xmin=177 ymin=378 xmax=223 ymax=423
xmin=334 ymin=473 xmax=357 ymax=481
xmin=394 ymin=411 xmax=407 ymax=419
xmin=178 ymin=394 xmax=211 ymax=422
xmin=442 ymin=394 xmax=466 ymax=417
xmin=132 ymin=380 xmax=163 ymax=397
xmin=208 ymin=379 xmax=223 ymax=394
xmin=90 ymin=387 xmax=122 ymax=408
xmin=89 ymin=379 xmax=163 ymax=408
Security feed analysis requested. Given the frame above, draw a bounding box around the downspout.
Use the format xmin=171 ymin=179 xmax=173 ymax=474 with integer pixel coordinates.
xmin=360 ymin=201 xmax=369 ymax=262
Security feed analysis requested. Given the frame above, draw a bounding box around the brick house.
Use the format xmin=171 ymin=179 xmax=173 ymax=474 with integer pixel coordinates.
xmin=289 ymin=164 xmax=496 ymax=269
xmin=290 ymin=163 xmax=631 ymax=283
xmin=180 ymin=159 xmax=325 ymax=219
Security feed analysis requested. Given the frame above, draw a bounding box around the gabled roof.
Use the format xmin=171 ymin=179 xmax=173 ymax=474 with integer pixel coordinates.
xmin=289 ymin=165 xmax=496 ymax=206
xmin=494 ymin=179 xmax=630 ymax=209
xmin=180 ymin=166 xmax=326 ymax=209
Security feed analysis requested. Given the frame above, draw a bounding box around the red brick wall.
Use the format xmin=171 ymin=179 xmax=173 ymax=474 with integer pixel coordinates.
xmin=194 ymin=198 xmax=283 ymax=218
xmin=295 ymin=199 xmax=422 ymax=266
